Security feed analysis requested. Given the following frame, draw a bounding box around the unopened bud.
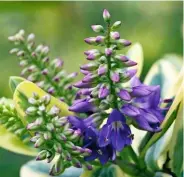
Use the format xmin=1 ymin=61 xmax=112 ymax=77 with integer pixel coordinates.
xmin=112 ymin=21 xmax=121 ymax=30
xmin=27 ymin=33 xmax=35 ymax=43
xmin=91 ymin=25 xmax=104 ymax=33
xmin=36 ymin=150 xmax=47 ymax=161
xmin=103 ymin=9 xmax=111 ymax=22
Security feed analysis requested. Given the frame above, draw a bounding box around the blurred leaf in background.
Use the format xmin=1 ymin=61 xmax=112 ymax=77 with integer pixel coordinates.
xmin=0 ymin=1 xmax=182 ymax=177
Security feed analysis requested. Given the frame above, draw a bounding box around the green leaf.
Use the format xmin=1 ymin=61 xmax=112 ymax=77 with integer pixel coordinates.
xmin=154 ymin=172 xmax=172 ymax=177
xmin=127 ymin=43 xmax=144 ymax=77
xmin=168 ymin=102 xmax=183 ymax=176
xmin=144 ymin=54 xmax=182 ymax=98
xmin=0 ymin=97 xmax=37 ymax=156
xmin=20 ymin=160 xmax=83 ymax=177
xmin=13 ymin=80 xmax=74 ymax=129
xmin=9 ymin=76 xmax=26 ymax=93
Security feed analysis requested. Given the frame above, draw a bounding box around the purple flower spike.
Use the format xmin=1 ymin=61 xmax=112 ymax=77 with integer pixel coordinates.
xmin=98 ymin=65 xmax=107 ymax=76
xmin=84 ymin=37 xmax=96 ymax=44
xmin=111 ymin=72 xmax=120 ymax=83
xmin=105 ymin=48 xmax=113 ymax=56
xmin=98 ymin=85 xmax=109 ymax=99
xmin=74 ymin=81 xmax=91 ymax=88
xmin=103 ymin=9 xmax=111 ymax=22
xmin=118 ymin=89 xmax=131 ymax=101
xmin=110 ymin=32 xmax=120 ymax=40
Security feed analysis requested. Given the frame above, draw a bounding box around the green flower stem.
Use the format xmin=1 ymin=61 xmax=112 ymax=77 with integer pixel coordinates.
xmin=106 ymin=21 xmax=118 ymax=108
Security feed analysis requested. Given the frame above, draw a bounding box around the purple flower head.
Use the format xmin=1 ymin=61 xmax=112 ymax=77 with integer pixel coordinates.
xmin=84 ymin=127 xmax=116 ymax=165
xmin=111 ymin=72 xmax=120 ymax=82
xmin=98 ymin=85 xmax=109 ymax=99
xmin=105 ymin=48 xmax=113 ymax=56
xmin=121 ymin=77 xmax=164 ymax=132
xmin=110 ymin=32 xmax=120 ymax=40
xmin=118 ymin=89 xmax=131 ymax=101
xmin=98 ymin=109 xmax=132 ymax=151
xmin=69 ymin=98 xmax=96 ymax=113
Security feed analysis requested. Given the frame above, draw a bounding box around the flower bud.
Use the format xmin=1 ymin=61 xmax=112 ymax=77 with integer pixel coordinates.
xmin=51 ymin=58 xmax=64 ymax=69
xmin=84 ymin=37 xmax=96 ymax=45
xmin=26 ymin=106 xmax=37 ymax=115
xmin=9 ymin=48 xmax=19 ymax=54
xmin=48 ymin=87 xmax=55 ymax=94
xmin=53 ymin=142 xmax=63 ymax=153
xmin=91 ymin=25 xmax=104 ymax=33
xmin=56 ymin=133 xmax=67 ymax=141
xmin=118 ymin=89 xmax=131 ymax=101
xmin=122 ymin=69 xmax=137 ymax=80
xmin=103 ymin=9 xmax=111 ymax=22
xmin=27 ymin=33 xmax=35 ymax=43
xmin=95 ymin=36 xmax=105 ymax=44
xmin=115 ymin=55 xmax=129 ymax=62
xmin=82 ymin=74 xmax=98 ymax=83
xmin=36 ymin=150 xmax=47 ymax=161
xmin=124 ymin=60 xmax=137 ymax=67
xmin=73 ymin=81 xmax=91 ymax=88
xmin=72 ymin=158 xmax=82 ymax=168
xmin=98 ymin=65 xmax=107 ymax=76
xmin=112 ymin=21 xmax=121 ymax=30
xmin=41 ymin=46 xmax=49 ymax=55
xmin=64 ymin=129 xmax=74 ymax=136
xmin=41 ymin=95 xmax=51 ymax=105
xmin=41 ymin=68 xmax=48 ymax=75
xmin=17 ymin=50 xmax=24 ymax=57
xmin=8 ymin=36 xmax=16 ymax=42
xmin=110 ymin=72 xmax=120 ymax=82
xmin=84 ymin=162 xmax=93 ymax=170
xmin=84 ymin=49 xmax=99 ymax=56
xmin=48 ymin=106 xmax=60 ymax=116
xmin=105 ymin=48 xmax=113 ymax=56
xmin=117 ymin=39 xmax=131 ymax=49
xmin=110 ymin=32 xmax=120 ymax=40
xmin=35 ymin=44 xmax=44 ymax=53
xmin=86 ymin=52 xmax=101 ymax=60
xmin=27 ymin=123 xmax=39 ymax=130
xmin=54 ymin=157 xmax=65 ymax=174
xmin=46 ymin=123 xmax=55 ymax=131
xmin=80 ymin=63 xmax=98 ymax=71
xmin=98 ymin=85 xmax=109 ymax=99
xmin=34 ymin=137 xmax=44 ymax=148
xmin=44 ymin=131 xmax=52 ymax=140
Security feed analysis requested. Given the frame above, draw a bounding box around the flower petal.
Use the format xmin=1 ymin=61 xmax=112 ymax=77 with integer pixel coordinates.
xmin=121 ymin=104 xmax=140 ymax=117
xmin=107 ymin=109 xmax=126 ymax=124
xmin=98 ymin=124 xmax=110 ymax=147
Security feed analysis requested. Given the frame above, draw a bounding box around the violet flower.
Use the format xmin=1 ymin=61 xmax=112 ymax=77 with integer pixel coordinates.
xmin=98 ymin=109 xmax=132 ymax=151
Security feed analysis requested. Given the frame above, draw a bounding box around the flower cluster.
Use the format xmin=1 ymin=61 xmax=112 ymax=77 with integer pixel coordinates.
xmin=0 ymin=98 xmax=30 ymax=141
xmin=25 ymin=93 xmax=92 ymax=176
xmin=69 ymin=9 xmax=165 ymax=164
xmin=8 ymin=31 xmax=77 ymax=105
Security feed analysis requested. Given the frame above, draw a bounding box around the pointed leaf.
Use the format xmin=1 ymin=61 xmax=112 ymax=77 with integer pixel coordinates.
xmin=169 ymin=102 xmax=183 ymax=176
xmin=13 ymin=80 xmax=73 ymax=128
xmin=9 ymin=76 xmax=26 ymax=93
xmin=144 ymin=54 xmax=182 ymax=98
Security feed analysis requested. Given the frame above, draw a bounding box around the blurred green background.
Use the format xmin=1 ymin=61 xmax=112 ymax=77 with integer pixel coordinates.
xmin=0 ymin=1 xmax=182 ymax=177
